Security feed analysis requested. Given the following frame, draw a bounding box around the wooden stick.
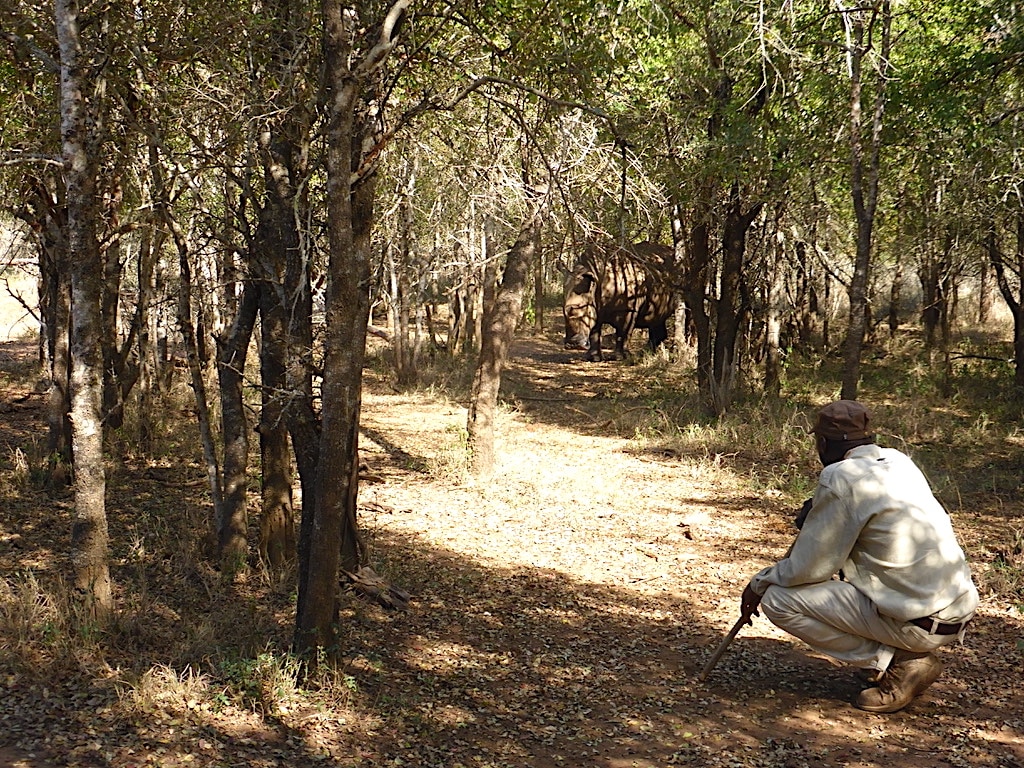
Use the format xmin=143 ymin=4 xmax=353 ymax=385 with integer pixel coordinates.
xmin=698 ymin=613 xmax=750 ymax=681
xmin=699 ymin=537 xmax=798 ymax=681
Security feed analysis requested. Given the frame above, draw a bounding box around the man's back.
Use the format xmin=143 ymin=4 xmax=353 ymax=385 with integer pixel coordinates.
xmin=822 ymin=444 xmax=978 ymax=622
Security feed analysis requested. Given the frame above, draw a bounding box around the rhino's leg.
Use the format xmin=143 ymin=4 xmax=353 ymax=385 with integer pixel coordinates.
xmin=615 ymin=313 xmax=637 ymax=360
xmin=649 ymin=321 xmax=668 ymax=352
xmin=585 ymin=324 xmax=604 ymax=361
xmin=614 ymin=330 xmax=630 ymax=360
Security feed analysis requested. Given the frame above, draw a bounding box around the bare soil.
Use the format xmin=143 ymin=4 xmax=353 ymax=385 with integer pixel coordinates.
xmin=0 ymin=335 xmax=1022 ymax=768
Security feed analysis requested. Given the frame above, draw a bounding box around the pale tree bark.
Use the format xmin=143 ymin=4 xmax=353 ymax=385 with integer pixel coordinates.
xmin=467 ymin=201 xmax=545 ymax=479
xmin=56 ymin=0 xmax=112 ymax=621
xmin=763 ymin=217 xmax=786 ymax=399
xmin=840 ymin=0 xmax=892 ymax=401
xmin=294 ymin=0 xmax=409 ymax=660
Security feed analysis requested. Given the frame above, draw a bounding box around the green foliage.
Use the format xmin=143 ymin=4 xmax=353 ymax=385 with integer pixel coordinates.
xmin=217 ymin=651 xmax=304 ymax=714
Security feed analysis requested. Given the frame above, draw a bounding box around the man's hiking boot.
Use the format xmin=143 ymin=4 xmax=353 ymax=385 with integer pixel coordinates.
xmin=854 ymin=650 xmax=944 ymax=713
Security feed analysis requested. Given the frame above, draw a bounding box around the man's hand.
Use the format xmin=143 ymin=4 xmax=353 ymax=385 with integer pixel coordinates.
xmin=740 ymin=583 xmax=762 ymax=626
xmin=794 ymin=497 xmax=813 ymax=529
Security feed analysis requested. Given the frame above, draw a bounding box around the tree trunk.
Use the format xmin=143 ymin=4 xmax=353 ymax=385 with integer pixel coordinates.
xmin=246 ymin=0 xmax=314 ymax=573
xmin=398 ymin=166 xmax=422 ymax=383
xmin=978 ymin=259 xmax=992 ymax=325
xmin=135 ymin=214 xmax=165 ymax=454
xmin=256 ymin=264 xmax=298 ymax=569
xmin=285 ymin=232 xmax=319 ymax=607
xmin=20 ymin=179 xmax=75 ymax=486
xmin=448 ymin=242 xmax=467 ymax=353
xmin=988 ymin=218 xmax=1024 ymax=387
xmin=711 ymin=185 xmax=761 ymax=415
xmin=100 ymin=231 xmax=124 ymax=430
xmin=295 ymin=0 xmax=408 ymax=660
xmin=481 ymin=214 xmax=499 ymax=321
xmin=468 ymin=203 xmax=544 ymax=480
xmin=463 ymin=265 xmax=480 ymax=355
xmin=842 ymin=215 xmax=872 ymax=399
xmin=389 ymin=241 xmax=416 ymax=386
xmin=57 ymin=0 xmax=112 ymax=622
xmin=888 ymin=258 xmax=902 ymax=338
xmin=217 ymin=282 xmax=258 ymax=572
xmin=683 ymin=220 xmax=714 ymax=399
xmin=840 ymin=0 xmax=892 ymax=401
xmin=822 ymin=268 xmax=832 ymax=350
xmin=764 ymin=234 xmax=786 ymax=399
xmin=533 ymin=225 xmax=544 ymax=334
xmin=919 ymin=247 xmax=942 ymax=350
xmin=45 ymin=241 xmax=74 ymax=487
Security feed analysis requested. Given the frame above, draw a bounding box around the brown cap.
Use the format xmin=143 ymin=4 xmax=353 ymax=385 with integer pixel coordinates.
xmin=811 ymin=400 xmax=873 ymax=441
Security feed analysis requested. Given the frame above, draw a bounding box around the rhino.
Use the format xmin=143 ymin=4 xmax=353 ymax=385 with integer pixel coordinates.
xmin=562 ymin=241 xmax=676 ymax=362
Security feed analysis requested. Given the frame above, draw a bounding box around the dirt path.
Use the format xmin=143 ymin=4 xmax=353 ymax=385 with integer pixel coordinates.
xmin=351 ymin=336 xmax=1024 ymax=768
xmin=1 ymin=335 xmax=1022 ymax=767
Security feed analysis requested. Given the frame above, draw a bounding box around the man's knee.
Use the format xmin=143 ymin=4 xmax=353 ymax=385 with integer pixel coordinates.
xmin=760 ymin=584 xmax=794 ymax=624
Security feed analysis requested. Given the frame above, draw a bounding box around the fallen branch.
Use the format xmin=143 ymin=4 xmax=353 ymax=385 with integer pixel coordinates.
xmin=342 ymin=566 xmax=411 ymax=610
xmin=950 ymin=354 xmax=1012 ymax=363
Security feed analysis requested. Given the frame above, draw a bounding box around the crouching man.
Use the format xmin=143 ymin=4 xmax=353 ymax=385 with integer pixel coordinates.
xmin=742 ymin=400 xmax=979 ymax=713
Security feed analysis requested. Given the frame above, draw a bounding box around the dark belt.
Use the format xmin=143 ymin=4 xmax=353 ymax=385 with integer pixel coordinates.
xmin=909 ymin=616 xmax=971 ymax=635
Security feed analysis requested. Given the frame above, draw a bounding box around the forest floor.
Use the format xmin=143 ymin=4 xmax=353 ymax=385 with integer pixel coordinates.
xmin=0 ymin=332 xmax=1022 ymax=768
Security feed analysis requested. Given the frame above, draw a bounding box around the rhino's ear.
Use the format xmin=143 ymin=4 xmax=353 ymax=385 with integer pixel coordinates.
xmin=567 ymin=271 xmax=592 ymax=295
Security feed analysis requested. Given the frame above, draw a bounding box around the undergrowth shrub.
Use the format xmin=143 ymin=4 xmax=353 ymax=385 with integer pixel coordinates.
xmin=976 ymin=528 xmax=1024 ymax=613
xmin=0 ymin=571 xmax=105 ymax=674
xmin=428 ymin=424 xmax=471 ymax=482
xmin=118 ymin=663 xmax=214 ymax=715
xmin=217 ymin=651 xmax=304 ymax=714
xmin=0 ymin=445 xmax=30 ymax=493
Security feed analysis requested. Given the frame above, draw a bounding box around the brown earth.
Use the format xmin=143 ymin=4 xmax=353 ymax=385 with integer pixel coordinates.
xmin=0 ymin=334 xmax=1022 ymax=768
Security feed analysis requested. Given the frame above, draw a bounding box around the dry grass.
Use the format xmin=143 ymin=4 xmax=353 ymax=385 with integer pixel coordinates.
xmin=0 ymin=265 xmax=37 ymax=342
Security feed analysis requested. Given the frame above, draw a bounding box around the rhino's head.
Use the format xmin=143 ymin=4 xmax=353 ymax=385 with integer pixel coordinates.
xmin=563 ymin=266 xmax=597 ymax=349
